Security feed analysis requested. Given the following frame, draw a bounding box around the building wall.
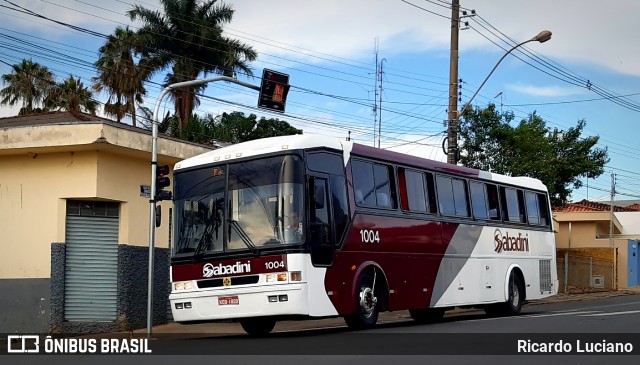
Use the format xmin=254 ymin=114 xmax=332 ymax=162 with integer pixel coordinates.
xmin=0 ymin=149 xmax=196 ymax=333
xmin=554 ymin=217 xmax=633 ymax=288
xmin=0 ymin=151 xmax=98 ymax=279
xmin=0 ymin=119 xmax=212 ymax=333
xmin=96 ymin=150 xmax=172 ymax=248
xmin=0 ymin=151 xmax=95 ymax=332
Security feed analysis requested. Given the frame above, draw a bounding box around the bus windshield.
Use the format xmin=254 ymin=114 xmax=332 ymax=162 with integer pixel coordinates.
xmin=172 ymin=154 xmax=305 ymax=258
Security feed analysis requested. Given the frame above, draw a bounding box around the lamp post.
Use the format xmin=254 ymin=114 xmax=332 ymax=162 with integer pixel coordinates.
xmin=447 ymin=30 xmax=552 ymax=164
xmin=146 ymin=76 xmax=259 ymax=337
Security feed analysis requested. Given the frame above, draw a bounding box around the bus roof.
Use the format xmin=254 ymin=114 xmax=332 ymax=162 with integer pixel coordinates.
xmin=174 ymin=134 xmax=548 ymax=192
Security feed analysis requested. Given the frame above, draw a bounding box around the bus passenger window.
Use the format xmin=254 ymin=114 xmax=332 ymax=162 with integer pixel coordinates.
xmin=503 ymin=187 xmax=525 ymax=223
xmin=425 ymin=173 xmax=437 ymax=214
xmin=525 ymin=191 xmax=540 ymax=225
xmin=351 ymin=160 xmax=376 ymax=206
xmin=399 ymin=168 xmax=427 ymax=213
xmin=470 ymin=182 xmax=489 ymax=219
xmin=538 ymin=193 xmax=550 ymax=226
xmin=373 ymin=164 xmax=394 ymax=208
xmin=436 ymin=175 xmax=469 ymax=217
xmin=351 ymin=159 xmax=396 ymax=209
xmin=487 ymin=184 xmax=500 ymax=220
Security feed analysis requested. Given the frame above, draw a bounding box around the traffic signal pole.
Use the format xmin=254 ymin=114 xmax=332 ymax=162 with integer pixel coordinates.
xmin=147 ymin=76 xmax=260 ymax=337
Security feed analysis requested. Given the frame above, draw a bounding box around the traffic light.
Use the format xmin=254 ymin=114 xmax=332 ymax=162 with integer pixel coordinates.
xmin=258 ymin=69 xmax=290 ymax=112
xmin=155 ymin=164 xmax=172 ymax=201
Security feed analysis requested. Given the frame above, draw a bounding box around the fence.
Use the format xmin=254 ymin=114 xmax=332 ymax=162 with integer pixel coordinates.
xmin=556 ymin=248 xmax=617 ymax=293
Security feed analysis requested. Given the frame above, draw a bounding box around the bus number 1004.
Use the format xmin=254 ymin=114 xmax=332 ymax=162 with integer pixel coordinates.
xmin=359 ymin=229 xmax=380 ymax=243
xmin=265 ymin=261 xmax=285 ymax=270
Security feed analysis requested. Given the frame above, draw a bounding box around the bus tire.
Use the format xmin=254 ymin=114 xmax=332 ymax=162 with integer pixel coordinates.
xmin=344 ymin=273 xmax=379 ymax=329
xmin=409 ymin=308 xmax=445 ymax=323
xmin=240 ymin=317 xmax=276 ymax=336
xmin=485 ymin=272 xmax=524 ymax=317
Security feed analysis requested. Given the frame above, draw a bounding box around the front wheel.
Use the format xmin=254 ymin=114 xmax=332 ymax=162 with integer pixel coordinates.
xmin=240 ymin=317 xmax=276 ymax=336
xmin=344 ymin=273 xmax=379 ymax=329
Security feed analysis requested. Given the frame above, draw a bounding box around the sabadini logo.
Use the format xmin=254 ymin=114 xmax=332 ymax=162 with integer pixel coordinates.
xmin=202 ymin=261 xmax=251 ymax=277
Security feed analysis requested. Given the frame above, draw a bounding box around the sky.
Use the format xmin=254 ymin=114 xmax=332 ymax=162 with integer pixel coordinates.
xmin=0 ymin=0 xmax=639 ymax=203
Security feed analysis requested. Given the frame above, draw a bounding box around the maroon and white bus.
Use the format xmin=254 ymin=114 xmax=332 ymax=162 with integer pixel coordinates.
xmin=169 ymin=134 xmax=557 ymax=335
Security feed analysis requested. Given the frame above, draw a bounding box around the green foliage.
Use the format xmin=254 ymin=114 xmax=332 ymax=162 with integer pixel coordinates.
xmin=127 ymin=0 xmax=257 ymax=128
xmin=162 ymin=111 xmax=302 ymax=144
xmin=46 ymin=76 xmax=98 ymax=115
xmin=0 ymin=59 xmax=54 ymax=115
xmin=93 ymin=26 xmax=148 ymax=126
xmin=459 ymin=103 xmax=609 ymax=207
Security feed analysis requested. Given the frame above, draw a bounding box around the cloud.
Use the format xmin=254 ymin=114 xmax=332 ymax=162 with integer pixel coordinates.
xmin=228 ymin=0 xmax=640 ymax=77
xmin=507 ymin=84 xmax=585 ymax=97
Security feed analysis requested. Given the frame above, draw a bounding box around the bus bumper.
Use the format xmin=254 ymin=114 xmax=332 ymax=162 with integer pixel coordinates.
xmin=170 ymin=283 xmax=310 ymax=322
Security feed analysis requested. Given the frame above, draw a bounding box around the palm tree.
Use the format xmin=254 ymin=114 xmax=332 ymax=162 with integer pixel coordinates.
xmin=128 ymin=0 xmax=257 ymax=129
xmin=47 ymin=76 xmax=98 ymax=115
xmin=0 ymin=59 xmax=54 ymax=115
xmin=93 ymin=26 xmax=148 ymax=127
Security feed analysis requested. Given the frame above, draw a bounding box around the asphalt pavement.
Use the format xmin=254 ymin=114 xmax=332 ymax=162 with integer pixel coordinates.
xmin=135 ymin=287 xmax=640 ymax=337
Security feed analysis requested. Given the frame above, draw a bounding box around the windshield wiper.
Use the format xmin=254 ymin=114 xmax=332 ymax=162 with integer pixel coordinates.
xmin=193 ymin=217 xmax=220 ymax=257
xmin=228 ymin=219 xmax=258 ymax=253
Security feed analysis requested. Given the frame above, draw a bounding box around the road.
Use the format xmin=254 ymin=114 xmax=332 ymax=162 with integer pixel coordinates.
xmin=4 ymin=294 xmax=640 ymax=364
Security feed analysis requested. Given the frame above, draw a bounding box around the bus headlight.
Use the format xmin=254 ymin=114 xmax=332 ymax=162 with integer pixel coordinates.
xmin=266 ymin=273 xmax=288 ymax=282
xmin=173 ymin=281 xmax=194 ymax=291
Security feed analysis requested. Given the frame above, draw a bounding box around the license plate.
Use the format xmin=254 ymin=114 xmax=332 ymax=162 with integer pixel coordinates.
xmin=218 ymin=296 xmax=239 ymax=306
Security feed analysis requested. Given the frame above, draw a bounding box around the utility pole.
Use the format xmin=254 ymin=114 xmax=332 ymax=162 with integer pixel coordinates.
xmin=373 ymin=39 xmax=379 ymax=147
xmin=447 ymin=0 xmax=460 ymax=164
xmin=609 ymin=172 xmax=616 ymax=248
xmin=378 ymin=59 xmax=386 ymax=148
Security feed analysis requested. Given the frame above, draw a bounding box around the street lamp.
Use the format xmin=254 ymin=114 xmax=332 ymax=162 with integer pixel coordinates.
xmin=447 ymin=30 xmax=552 ymax=164
xmin=146 ymin=76 xmax=260 ymax=337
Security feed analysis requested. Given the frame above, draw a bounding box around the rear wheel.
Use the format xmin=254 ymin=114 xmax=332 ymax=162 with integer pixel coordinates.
xmin=409 ymin=308 xmax=445 ymax=323
xmin=344 ymin=273 xmax=379 ymax=329
xmin=485 ymin=272 xmax=524 ymax=317
xmin=240 ymin=317 xmax=276 ymax=336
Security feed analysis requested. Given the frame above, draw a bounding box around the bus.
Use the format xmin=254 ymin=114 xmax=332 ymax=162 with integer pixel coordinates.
xmin=169 ymin=134 xmax=557 ymax=335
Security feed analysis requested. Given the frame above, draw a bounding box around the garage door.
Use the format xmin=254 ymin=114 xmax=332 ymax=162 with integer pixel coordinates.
xmin=64 ymin=201 xmax=119 ymax=322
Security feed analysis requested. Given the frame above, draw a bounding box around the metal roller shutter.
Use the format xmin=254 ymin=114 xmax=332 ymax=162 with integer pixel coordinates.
xmin=64 ymin=215 xmax=118 ymax=322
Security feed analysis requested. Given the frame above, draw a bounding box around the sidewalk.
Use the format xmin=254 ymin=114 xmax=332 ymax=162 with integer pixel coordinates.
xmin=134 ymin=287 xmax=640 ymax=336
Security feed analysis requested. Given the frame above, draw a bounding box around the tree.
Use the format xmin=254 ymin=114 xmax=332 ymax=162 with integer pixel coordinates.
xmin=160 ymin=111 xmax=302 ymax=144
xmin=46 ymin=76 xmax=98 ymax=115
xmin=93 ymin=26 xmax=148 ymax=126
xmin=0 ymin=59 xmax=54 ymax=115
xmin=128 ymin=0 xmax=257 ymax=129
xmin=459 ymin=103 xmax=608 ymax=207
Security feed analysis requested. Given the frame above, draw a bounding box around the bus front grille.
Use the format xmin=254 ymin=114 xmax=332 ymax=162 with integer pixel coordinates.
xmin=197 ymin=275 xmax=260 ymax=289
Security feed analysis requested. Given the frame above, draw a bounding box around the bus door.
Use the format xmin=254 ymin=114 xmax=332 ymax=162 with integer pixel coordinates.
xmin=308 ymin=175 xmax=334 ymax=266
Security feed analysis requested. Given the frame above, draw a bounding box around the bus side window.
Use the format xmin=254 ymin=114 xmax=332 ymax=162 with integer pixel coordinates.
xmin=399 ymin=168 xmax=427 ymax=213
xmin=525 ymin=191 xmax=540 ymax=225
xmin=470 ymin=181 xmax=489 ymax=220
xmin=486 ymin=184 xmax=500 ymax=220
xmin=538 ymin=193 xmax=550 ymax=227
xmin=425 ymin=173 xmax=437 ymax=214
xmin=352 ymin=160 xmax=376 ymax=206
xmin=352 ymin=159 xmax=396 ymax=209
xmin=330 ymin=176 xmax=349 ymax=245
xmin=373 ymin=164 xmax=395 ymax=208
xmin=436 ymin=175 xmax=469 ymax=217
xmin=503 ymin=187 xmax=526 ymax=223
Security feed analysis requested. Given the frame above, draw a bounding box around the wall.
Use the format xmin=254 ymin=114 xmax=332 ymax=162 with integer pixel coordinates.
xmin=556 ymin=248 xmax=616 ymax=292
xmin=0 ymin=120 xmax=212 ymax=333
xmin=0 ymin=151 xmax=97 ymax=279
xmin=0 ymin=151 xmax=97 ymax=332
xmin=96 ymin=150 xmax=174 ymax=248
